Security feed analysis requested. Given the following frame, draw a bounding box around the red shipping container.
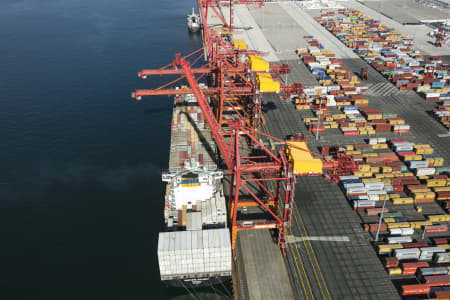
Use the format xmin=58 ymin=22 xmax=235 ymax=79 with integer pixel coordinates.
xmin=424 ymin=275 xmax=450 ymax=287
xmin=415 ymin=198 xmax=435 ymax=203
xmin=425 ymin=225 xmax=448 ymax=233
xmin=391 ymin=139 xmax=408 ymax=144
xmin=393 ymin=185 xmax=404 ymax=192
xmin=437 ymin=191 xmax=450 ymax=200
xmin=363 ymin=223 xmax=387 ymax=232
xmin=397 ymin=151 xmax=416 ymax=156
xmin=433 ymin=237 xmax=450 ymax=245
xmin=402 ymin=242 xmax=428 ymax=249
xmin=401 ymin=284 xmax=430 ymax=296
xmin=402 ymin=262 xmax=429 ymax=275
xmin=385 ymin=257 xmax=399 ymax=268
xmin=366 ymin=207 xmax=389 ymax=216
xmin=435 ymin=290 xmax=450 ymax=299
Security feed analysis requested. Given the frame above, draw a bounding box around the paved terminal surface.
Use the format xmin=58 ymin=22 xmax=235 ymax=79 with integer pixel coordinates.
xmin=235 ymin=230 xmax=295 ymax=300
xmin=333 ymin=0 xmax=450 ymax=56
xmin=225 ymin=2 xmax=450 ymax=299
xmin=359 ymin=0 xmax=450 ymax=24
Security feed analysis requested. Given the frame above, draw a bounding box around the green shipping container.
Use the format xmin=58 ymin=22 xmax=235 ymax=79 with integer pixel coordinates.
xmin=437 ymin=167 xmax=450 ymax=175
xmin=383 ymin=212 xmax=403 ymax=218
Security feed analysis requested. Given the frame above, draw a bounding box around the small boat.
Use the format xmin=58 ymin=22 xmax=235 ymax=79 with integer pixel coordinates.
xmin=187 ymin=8 xmax=201 ymax=33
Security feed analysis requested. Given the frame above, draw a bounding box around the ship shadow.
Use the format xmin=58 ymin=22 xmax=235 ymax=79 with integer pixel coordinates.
xmin=181 ymin=111 xmax=221 ymax=167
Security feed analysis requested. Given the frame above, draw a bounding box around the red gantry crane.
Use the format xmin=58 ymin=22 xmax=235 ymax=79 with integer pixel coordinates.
xmin=132 ymin=0 xmax=353 ymax=256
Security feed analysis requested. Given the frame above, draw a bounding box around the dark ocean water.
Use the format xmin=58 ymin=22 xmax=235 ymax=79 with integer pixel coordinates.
xmin=0 ymin=1 xmax=228 ymax=299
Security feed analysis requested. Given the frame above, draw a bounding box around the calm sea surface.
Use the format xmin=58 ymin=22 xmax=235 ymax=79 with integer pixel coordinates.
xmin=0 ymin=1 xmax=228 ymax=299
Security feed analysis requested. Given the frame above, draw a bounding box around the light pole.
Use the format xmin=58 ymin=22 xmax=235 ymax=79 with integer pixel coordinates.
xmin=375 ymin=196 xmax=387 ymax=242
xmin=316 ymin=105 xmax=321 ymax=140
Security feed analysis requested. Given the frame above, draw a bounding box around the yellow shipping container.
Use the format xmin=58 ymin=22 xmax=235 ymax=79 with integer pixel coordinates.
xmin=388 ymin=268 xmax=402 ymax=276
xmin=256 ymin=72 xmax=280 ymax=93
xmin=382 ymin=179 xmax=392 ymax=185
xmin=440 ymin=244 xmax=450 ymax=250
xmin=367 ymin=114 xmax=382 ymax=120
xmin=362 ymin=178 xmax=379 ymax=183
xmin=434 ymin=157 xmax=444 ymax=167
xmin=427 ymin=179 xmax=447 ymax=187
xmin=359 ymin=164 xmax=370 ymax=172
xmin=389 ymin=193 xmax=401 ymax=199
xmin=426 ymin=158 xmax=435 ymax=167
xmin=371 ymin=167 xmax=380 ymax=173
xmin=353 ymin=171 xmax=363 ymax=177
xmin=392 ymin=198 xmax=414 ymax=205
xmin=428 ymin=215 xmax=450 ymax=222
xmin=413 ymin=193 xmax=426 ymax=200
xmin=433 ymin=187 xmax=450 ymax=192
xmin=384 ymin=217 xmax=396 ymax=223
xmin=233 ymin=38 xmax=247 ymax=50
xmin=379 ymin=243 xmax=403 ymax=250
xmin=388 ymin=222 xmax=411 ymax=228
xmin=363 ymin=153 xmax=378 ymax=157
xmin=249 ymin=55 xmax=269 ymax=72
xmin=296 ymin=105 xmax=310 ymax=110
xmin=382 ymin=167 xmax=393 ymax=173
xmin=333 ymin=114 xmax=346 ymax=119
xmin=373 ymin=143 xmax=388 ymax=149
xmin=410 ymin=221 xmax=433 ymax=229
xmin=403 ymin=155 xmax=415 ymax=161
xmin=287 ymin=141 xmax=323 ymax=175
xmin=413 ymin=188 xmax=432 ymax=193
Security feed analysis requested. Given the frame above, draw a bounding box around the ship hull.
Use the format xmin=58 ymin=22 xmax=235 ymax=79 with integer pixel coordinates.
xmin=188 ymin=22 xmax=201 ymax=33
xmin=162 ymin=275 xmax=231 ymax=288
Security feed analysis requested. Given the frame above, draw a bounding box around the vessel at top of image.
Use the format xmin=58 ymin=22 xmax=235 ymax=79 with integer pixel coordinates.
xmin=187 ymin=8 xmax=201 ymax=33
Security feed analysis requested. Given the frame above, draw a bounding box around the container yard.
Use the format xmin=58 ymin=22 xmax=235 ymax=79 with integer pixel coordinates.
xmin=132 ymin=0 xmax=450 ymax=298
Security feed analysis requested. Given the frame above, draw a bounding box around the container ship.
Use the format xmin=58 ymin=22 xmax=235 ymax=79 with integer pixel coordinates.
xmin=157 ymin=91 xmax=232 ymax=287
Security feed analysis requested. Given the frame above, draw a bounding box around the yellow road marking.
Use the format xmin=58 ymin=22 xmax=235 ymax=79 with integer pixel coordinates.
xmin=287 ymin=229 xmax=312 ymax=299
xmin=292 ymin=203 xmax=331 ymax=299
xmin=261 ymin=122 xmax=331 ymax=299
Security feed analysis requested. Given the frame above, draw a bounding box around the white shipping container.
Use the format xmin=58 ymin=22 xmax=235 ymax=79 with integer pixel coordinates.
xmin=395 ymin=248 xmax=420 ymax=260
xmin=389 ymin=228 xmax=414 ymax=236
xmin=387 ymin=236 xmax=412 ymax=244
xmin=353 ymin=200 xmax=375 ymax=208
xmin=435 ymin=252 xmax=450 ymax=264
xmin=409 ymin=160 xmax=429 ymax=169
xmin=344 ymin=183 xmax=364 ymax=189
xmin=415 ymin=168 xmax=436 ymax=176
xmin=369 ymin=138 xmax=378 ymax=145
xmin=340 ymin=175 xmax=359 ymax=181
xmin=420 ymin=247 xmax=446 ymax=254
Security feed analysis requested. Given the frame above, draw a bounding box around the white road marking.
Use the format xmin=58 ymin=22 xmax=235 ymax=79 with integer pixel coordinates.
xmin=287 ymin=235 xmax=351 ymax=243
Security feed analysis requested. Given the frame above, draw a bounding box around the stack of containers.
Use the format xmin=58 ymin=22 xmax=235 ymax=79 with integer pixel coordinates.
xmin=158 ymin=228 xmax=232 ymax=280
xmin=333 ymin=139 xmax=449 ymax=238
xmin=296 ymin=37 xmax=368 ymax=113
xmin=433 ymin=100 xmax=450 ymax=131
xmin=316 ymin=9 xmax=450 ymax=101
